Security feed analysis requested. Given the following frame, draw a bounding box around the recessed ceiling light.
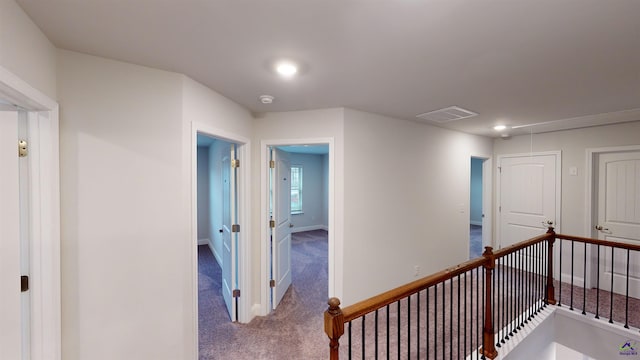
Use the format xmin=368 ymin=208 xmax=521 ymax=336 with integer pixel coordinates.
xmin=493 ymin=125 xmax=508 ymax=131
xmin=276 ymin=61 xmax=298 ymax=77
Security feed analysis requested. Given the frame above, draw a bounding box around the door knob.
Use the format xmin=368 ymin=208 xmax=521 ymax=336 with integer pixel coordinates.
xmin=289 ymin=223 xmax=294 ymax=228
xmin=595 ymin=225 xmax=609 ymax=231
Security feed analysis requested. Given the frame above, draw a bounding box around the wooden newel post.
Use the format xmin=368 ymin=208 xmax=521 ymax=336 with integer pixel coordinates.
xmin=481 ymin=246 xmax=498 ymax=359
xmin=545 ymin=226 xmax=557 ymax=305
xmin=324 ymin=297 xmax=345 ymax=360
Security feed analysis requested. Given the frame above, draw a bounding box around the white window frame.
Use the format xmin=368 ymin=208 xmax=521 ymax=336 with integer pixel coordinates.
xmin=290 ymin=164 xmax=303 ymax=214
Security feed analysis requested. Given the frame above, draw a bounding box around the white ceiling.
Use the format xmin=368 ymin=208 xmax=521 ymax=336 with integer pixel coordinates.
xmin=17 ymin=0 xmax=640 ymax=138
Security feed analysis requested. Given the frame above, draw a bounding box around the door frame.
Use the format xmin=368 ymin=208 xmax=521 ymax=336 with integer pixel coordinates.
xmin=585 ymin=144 xmax=640 ymax=288
xmin=0 ymin=65 xmax=61 ymax=359
xmin=190 ymin=122 xmax=251 ymax=329
xmin=470 ymin=154 xmax=493 ymax=251
xmin=496 ymin=151 xmax=562 ymax=249
xmin=260 ymin=138 xmax=336 ymax=316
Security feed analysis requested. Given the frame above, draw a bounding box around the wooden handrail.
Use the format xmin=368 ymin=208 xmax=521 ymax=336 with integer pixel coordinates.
xmin=556 ymin=233 xmax=640 ymax=252
xmin=340 ymin=257 xmax=487 ymax=322
xmin=492 ymin=232 xmax=554 ymax=259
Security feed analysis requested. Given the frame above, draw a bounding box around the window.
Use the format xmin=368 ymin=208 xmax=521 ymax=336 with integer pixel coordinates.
xmin=291 ymin=165 xmax=303 ymax=214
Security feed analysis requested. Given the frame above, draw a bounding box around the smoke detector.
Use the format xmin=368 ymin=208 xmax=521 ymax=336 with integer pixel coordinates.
xmin=259 ymin=95 xmax=274 ymax=104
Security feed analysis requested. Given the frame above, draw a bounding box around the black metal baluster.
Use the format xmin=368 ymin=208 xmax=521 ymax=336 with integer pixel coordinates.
xmin=570 ymin=240 xmax=575 ymax=311
xmin=434 ymin=284 xmax=438 ymax=359
xmin=408 ymin=296 xmax=411 ymax=358
xmin=497 ymin=257 xmax=502 ymax=347
xmin=519 ymin=247 xmax=524 ymax=328
xmin=595 ymin=245 xmax=600 ymax=319
xmin=397 ymin=301 xmax=401 ymax=360
xmin=427 ymin=287 xmax=430 ymax=359
xmin=465 ymin=272 xmax=468 ymax=359
xmin=457 ymin=274 xmax=461 ymax=359
xmin=582 ymin=242 xmax=587 ymax=315
xmin=610 ymin=247 xmax=615 ymax=324
xmin=443 ymin=281 xmax=446 ymax=360
xmin=348 ymin=321 xmax=352 ymax=360
xmin=386 ymin=304 xmax=390 ymax=360
xmin=362 ymin=314 xmax=366 ymax=359
xmin=481 ymin=267 xmax=485 ymax=360
xmin=525 ymin=246 xmax=530 ymax=323
xmin=625 ymin=249 xmax=630 ymax=329
xmin=417 ymin=292 xmax=420 ymax=359
xmin=559 ymin=239 xmax=563 ymax=307
xmin=375 ymin=309 xmax=379 ymax=360
xmin=508 ymin=253 xmax=513 ymax=338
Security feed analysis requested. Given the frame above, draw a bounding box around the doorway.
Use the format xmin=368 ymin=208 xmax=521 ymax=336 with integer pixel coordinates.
xmin=470 ymin=156 xmax=492 ymax=259
xmin=588 ymin=146 xmax=640 ymax=296
xmin=262 ymin=141 xmax=333 ymax=315
xmin=0 ymin=67 xmax=60 ymax=360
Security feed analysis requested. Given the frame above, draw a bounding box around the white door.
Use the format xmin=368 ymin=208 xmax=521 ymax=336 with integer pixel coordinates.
xmin=596 ymin=151 xmax=640 ymax=297
xmin=499 ymin=153 xmax=559 ymax=249
xmin=482 ymin=158 xmax=492 ymax=248
xmin=270 ymin=148 xmax=292 ymax=309
xmin=0 ymin=111 xmax=23 ymax=359
xmin=221 ymin=144 xmax=238 ymax=321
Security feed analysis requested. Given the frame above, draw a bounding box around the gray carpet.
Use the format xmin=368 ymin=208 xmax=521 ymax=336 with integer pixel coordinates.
xmin=469 ymin=224 xmax=483 ymax=259
xmin=198 ymin=230 xmax=640 ymax=359
xmin=198 ymin=229 xmax=328 ymax=359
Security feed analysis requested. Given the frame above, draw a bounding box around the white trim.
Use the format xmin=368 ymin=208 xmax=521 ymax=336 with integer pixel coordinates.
xmin=470 ymin=154 xmax=493 ymax=250
xmin=197 ymin=238 xmax=210 ymax=246
xmin=291 ymin=224 xmax=329 ymax=233
xmin=470 ymin=220 xmax=482 ymax=226
xmin=0 ymin=65 xmax=60 ymax=360
xmin=260 ymin=138 xmax=336 ymax=316
xmin=190 ymin=122 xmax=252 ymax=356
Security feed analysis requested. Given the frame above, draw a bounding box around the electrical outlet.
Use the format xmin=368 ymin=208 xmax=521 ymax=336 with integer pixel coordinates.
xmin=414 ymin=265 xmax=420 ymax=277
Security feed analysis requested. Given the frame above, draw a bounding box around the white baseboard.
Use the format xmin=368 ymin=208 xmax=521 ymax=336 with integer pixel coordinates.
xmin=198 ymin=237 xmax=210 ymax=246
xmin=291 ymin=224 xmax=328 ymax=233
xmin=560 ymin=272 xmax=585 ymax=288
xmin=470 ymin=220 xmax=482 ymax=226
xmin=209 ymin=240 xmax=223 ymax=267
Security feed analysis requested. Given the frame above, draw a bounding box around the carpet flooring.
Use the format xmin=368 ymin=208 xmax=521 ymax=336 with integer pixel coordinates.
xmin=199 ymin=229 xmax=640 ymax=359
xmin=198 ymin=229 xmax=328 ymax=359
xmin=469 ymin=224 xmax=483 ymax=259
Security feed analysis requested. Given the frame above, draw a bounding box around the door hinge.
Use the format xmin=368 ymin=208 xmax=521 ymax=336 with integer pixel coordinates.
xmin=269 ymin=160 xmax=275 ymax=168
xmin=231 ymin=159 xmax=240 ymax=168
xmin=18 ymin=140 xmax=28 ymax=157
xmin=269 ymin=220 xmax=275 ymax=228
xmin=269 ymin=279 xmax=275 ymax=288
xmin=498 ymin=166 xmax=502 ymax=173
xmin=232 ymin=289 xmax=240 ymax=298
xmin=231 ymin=224 xmax=240 ymax=233
xmin=21 ymin=275 xmax=29 ymax=292
xmin=499 ymin=205 xmax=502 ymax=212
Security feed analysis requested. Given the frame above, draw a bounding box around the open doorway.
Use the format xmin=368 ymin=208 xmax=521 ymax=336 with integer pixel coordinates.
xmin=470 ymin=156 xmax=492 ymax=258
xmin=195 ymin=131 xmax=246 ymax=356
xmin=267 ymin=143 xmax=330 ymax=313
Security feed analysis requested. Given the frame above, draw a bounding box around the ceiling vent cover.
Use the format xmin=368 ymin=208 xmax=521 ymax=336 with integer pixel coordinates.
xmin=416 ymin=106 xmax=478 ymax=123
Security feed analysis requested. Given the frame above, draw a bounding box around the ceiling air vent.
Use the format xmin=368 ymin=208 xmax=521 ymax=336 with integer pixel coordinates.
xmin=416 ymin=106 xmax=478 ymax=123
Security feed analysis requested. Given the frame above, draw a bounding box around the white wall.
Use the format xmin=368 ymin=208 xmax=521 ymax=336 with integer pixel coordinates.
xmin=57 ymin=50 xmax=186 ymax=360
xmin=57 ymin=50 xmax=254 ymax=360
xmin=342 ymin=108 xmax=493 ymax=305
xmin=0 ymin=0 xmax=57 ymax=99
xmin=288 ymin=152 xmax=327 ymax=232
xmin=197 ymin=146 xmax=210 ymax=243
